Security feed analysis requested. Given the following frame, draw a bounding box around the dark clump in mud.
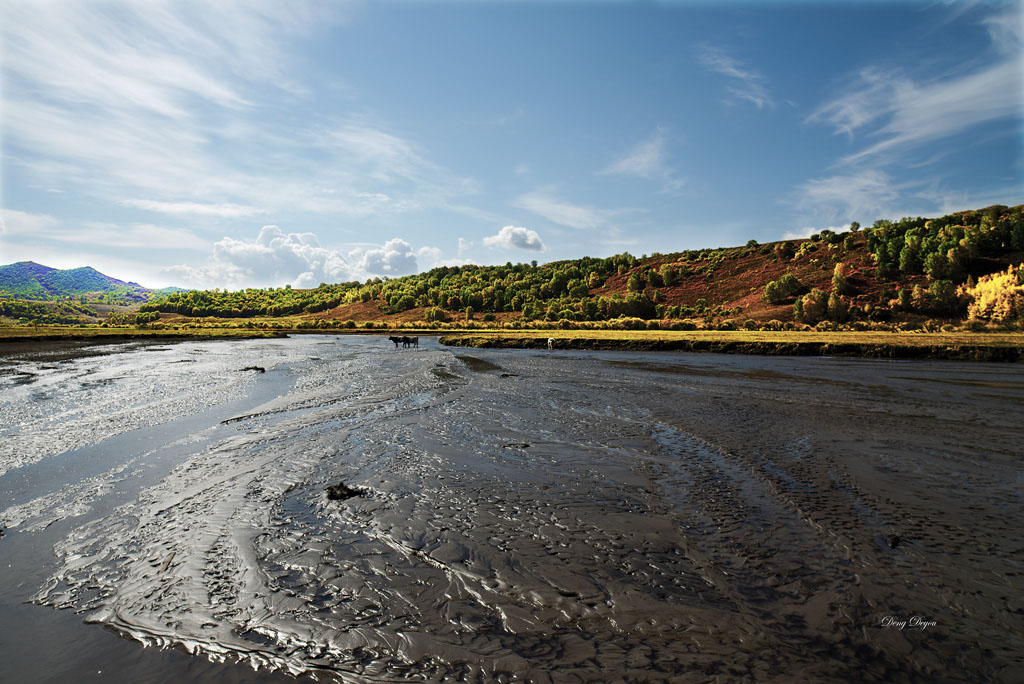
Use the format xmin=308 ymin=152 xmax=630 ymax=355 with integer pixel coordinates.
xmin=454 ymin=354 xmax=503 ymax=372
xmin=325 ymin=481 xmax=364 ymax=500
xmin=240 ymin=365 xmax=266 ymax=373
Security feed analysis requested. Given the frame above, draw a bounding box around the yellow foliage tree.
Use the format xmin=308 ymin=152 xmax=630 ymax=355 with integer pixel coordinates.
xmin=962 ymin=264 xmax=1024 ymax=321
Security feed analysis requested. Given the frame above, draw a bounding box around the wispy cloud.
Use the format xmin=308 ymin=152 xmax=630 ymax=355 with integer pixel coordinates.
xmin=794 ymin=169 xmax=903 ymax=224
xmin=122 ymin=199 xmax=267 ymax=218
xmin=698 ymin=45 xmax=774 ymax=110
xmin=1 ymin=209 xmax=211 ymax=251
xmin=488 ymin=106 xmax=526 ymax=127
xmin=790 ymin=168 xmax=1021 ymax=228
xmin=0 ymin=209 xmax=60 ymax=236
xmin=0 ymin=1 xmax=477 ymax=228
xmin=483 ymin=225 xmax=546 ymax=251
xmin=599 ymin=127 xmax=685 ymax=193
xmin=514 ymin=190 xmax=607 ymax=230
xmin=807 ymin=6 xmax=1022 ymax=164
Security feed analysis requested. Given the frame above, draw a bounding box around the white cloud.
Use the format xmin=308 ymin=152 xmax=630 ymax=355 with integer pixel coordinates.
xmin=0 ymin=208 xmax=61 ymax=235
xmin=0 ymin=2 xmax=477 ymax=228
xmin=782 ymin=225 xmax=850 ymax=241
xmin=80 ymin=223 xmax=211 ymax=251
xmin=794 ymin=169 xmax=903 ymax=224
xmin=162 ymin=225 xmax=437 ymax=289
xmin=122 ymin=199 xmax=267 ymax=218
xmin=483 ymin=225 xmax=546 ymax=251
xmin=417 ymin=246 xmax=443 ymax=264
xmin=515 ymin=191 xmax=606 ymax=230
xmin=807 ymin=6 xmax=1022 ymax=164
xmin=599 ymin=127 xmax=684 ymax=193
xmin=356 ymin=237 xmax=419 ymax=276
xmin=1 ymin=209 xmax=209 ymax=251
xmin=790 ymin=170 xmax=1022 ymax=228
xmin=698 ymin=45 xmax=774 ymax=109
xmin=981 ymin=5 xmax=1024 ymax=56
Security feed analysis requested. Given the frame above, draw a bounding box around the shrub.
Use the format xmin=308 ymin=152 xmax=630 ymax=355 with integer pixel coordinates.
xmin=763 ymin=273 xmax=804 ymax=304
xmin=964 ymin=264 xmax=1024 ymax=321
xmin=827 ymin=292 xmax=849 ymax=322
xmin=796 ymin=288 xmax=828 ymax=324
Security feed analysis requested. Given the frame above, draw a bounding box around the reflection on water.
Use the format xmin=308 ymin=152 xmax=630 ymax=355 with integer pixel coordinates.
xmin=2 ymin=336 xmax=1022 ymax=682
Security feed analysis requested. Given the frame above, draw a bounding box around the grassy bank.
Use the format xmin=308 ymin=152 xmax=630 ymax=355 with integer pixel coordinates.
xmin=439 ymin=329 xmax=1024 ymax=361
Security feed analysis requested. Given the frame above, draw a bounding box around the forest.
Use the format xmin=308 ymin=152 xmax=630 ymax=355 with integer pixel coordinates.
xmin=137 ymin=204 xmax=1024 ymax=329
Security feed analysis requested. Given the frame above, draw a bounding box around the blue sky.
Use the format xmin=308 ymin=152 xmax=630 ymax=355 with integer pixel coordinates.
xmin=1 ymin=0 xmax=1021 ymax=289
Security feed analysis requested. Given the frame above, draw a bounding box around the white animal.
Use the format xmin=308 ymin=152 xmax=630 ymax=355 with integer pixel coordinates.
xmin=547 ymin=337 xmax=554 ymax=350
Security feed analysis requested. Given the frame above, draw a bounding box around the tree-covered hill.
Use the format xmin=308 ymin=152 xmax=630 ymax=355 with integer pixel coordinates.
xmin=140 ymin=203 xmax=1024 ymax=330
xmin=0 ymin=261 xmax=155 ymax=301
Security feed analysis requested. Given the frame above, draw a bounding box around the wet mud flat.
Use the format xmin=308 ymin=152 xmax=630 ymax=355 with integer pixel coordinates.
xmin=1 ymin=336 xmax=1022 ymax=683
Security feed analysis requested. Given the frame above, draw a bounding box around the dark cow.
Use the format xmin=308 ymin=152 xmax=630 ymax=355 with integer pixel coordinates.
xmin=388 ymin=336 xmax=403 ymax=348
xmin=402 ymin=335 xmax=419 ymax=348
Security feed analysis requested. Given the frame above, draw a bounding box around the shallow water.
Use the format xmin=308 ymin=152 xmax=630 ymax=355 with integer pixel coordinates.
xmin=1 ymin=335 xmax=1022 ymax=682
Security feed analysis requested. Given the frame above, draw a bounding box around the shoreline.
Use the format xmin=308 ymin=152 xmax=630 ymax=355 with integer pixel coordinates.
xmin=439 ymin=331 xmax=1024 ymax=362
xmin=2 ymin=327 xmax=1022 ymax=362
xmin=0 ymin=329 xmax=288 ymax=344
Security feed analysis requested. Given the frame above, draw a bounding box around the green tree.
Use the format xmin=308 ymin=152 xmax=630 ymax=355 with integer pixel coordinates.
xmin=897 ymin=288 xmax=911 ymax=311
xmin=627 ymin=272 xmax=644 ymax=293
xmin=929 ymin=280 xmax=957 ymax=315
xmin=831 ymin=263 xmax=851 ymax=294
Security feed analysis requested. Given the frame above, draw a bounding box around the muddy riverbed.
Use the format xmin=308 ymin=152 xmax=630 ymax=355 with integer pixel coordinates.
xmin=1 ymin=335 xmax=1021 ymax=683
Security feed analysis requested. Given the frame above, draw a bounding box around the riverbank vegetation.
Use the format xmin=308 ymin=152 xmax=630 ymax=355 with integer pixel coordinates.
xmin=438 ymin=329 xmax=1024 ymax=361
xmin=3 ymin=205 xmax=1023 ymax=340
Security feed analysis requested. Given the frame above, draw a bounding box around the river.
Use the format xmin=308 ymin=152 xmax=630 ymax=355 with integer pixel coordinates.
xmin=1 ymin=335 xmax=1021 ymax=682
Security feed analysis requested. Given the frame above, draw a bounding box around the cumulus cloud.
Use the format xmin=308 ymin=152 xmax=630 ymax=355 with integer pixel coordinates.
xmin=164 ymin=225 xmax=439 ymax=289
xmin=416 ymin=245 xmax=443 ymax=265
xmin=782 ymin=225 xmax=851 ymax=241
xmin=355 ymin=238 xmax=419 ymax=276
xmin=207 ymin=225 xmax=350 ymax=287
xmin=483 ymin=225 xmax=545 ymax=251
